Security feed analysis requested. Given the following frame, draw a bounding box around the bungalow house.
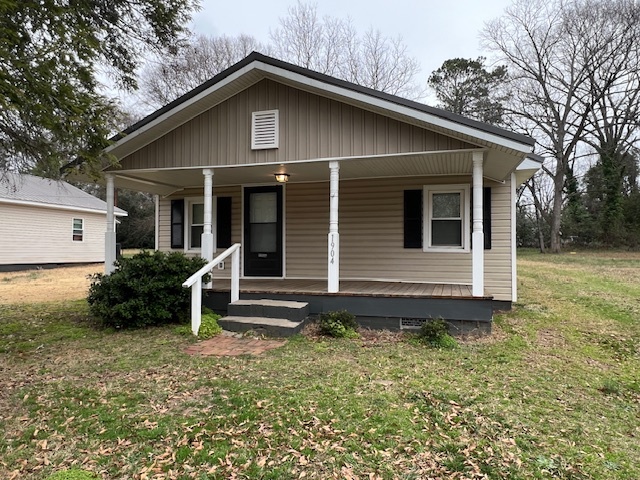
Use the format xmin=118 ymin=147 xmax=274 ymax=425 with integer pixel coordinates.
xmin=98 ymin=52 xmax=541 ymax=334
xmin=0 ymin=174 xmax=127 ymax=271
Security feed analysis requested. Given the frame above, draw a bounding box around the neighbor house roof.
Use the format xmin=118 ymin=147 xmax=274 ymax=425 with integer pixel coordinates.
xmin=108 ymin=52 xmax=535 ymax=161
xmin=0 ymin=174 xmax=127 ymax=216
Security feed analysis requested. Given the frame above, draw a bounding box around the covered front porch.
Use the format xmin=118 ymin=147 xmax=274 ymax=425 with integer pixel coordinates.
xmin=103 ymin=148 xmax=496 ymax=297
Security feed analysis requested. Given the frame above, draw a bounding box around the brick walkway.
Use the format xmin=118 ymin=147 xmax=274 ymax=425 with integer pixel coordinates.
xmin=184 ymin=335 xmax=286 ymax=357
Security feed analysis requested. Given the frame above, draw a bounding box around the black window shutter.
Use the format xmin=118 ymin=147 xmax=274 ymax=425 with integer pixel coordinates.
xmin=483 ymin=187 xmax=492 ymax=250
xmin=404 ymin=190 xmax=422 ymax=248
xmin=470 ymin=187 xmax=492 ymax=250
xmin=170 ymin=199 xmax=184 ymax=249
xmin=216 ymin=196 xmax=232 ymax=248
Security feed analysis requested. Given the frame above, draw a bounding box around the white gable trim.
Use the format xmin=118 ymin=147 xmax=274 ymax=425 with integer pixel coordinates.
xmin=107 ymin=60 xmax=534 ymax=157
xmin=106 ymin=62 xmax=259 ymax=154
xmin=0 ymin=198 xmax=128 ymax=216
xmin=256 ymin=62 xmax=534 ymax=153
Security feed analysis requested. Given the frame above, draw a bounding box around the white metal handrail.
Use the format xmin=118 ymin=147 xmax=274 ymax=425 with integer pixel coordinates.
xmin=182 ymin=243 xmax=241 ymax=335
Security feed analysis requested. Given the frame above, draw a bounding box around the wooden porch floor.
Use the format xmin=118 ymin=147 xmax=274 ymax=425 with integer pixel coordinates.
xmin=210 ymin=278 xmax=482 ymax=299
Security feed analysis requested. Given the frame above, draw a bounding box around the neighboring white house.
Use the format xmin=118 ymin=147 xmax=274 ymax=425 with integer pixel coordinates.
xmin=0 ymin=174 xmax=127 ymax=270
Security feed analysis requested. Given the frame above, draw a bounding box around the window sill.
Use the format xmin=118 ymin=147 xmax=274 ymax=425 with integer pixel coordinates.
xmin=423 ymin=247 xmax=470 ymax=254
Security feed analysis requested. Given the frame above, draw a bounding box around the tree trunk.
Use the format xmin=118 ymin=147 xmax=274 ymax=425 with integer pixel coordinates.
xmin=549 ymin=166 xmax=565 ymax=253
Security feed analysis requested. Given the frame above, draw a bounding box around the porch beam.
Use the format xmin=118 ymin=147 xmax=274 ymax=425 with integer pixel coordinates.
xmin=105 ymin=173 xmax=116 ymax=274
xmin=328 ymin=161 xmax=340 ymax=293
xmin=472 ymin=152 xmax=484 ymax=297
xmin=202 ymin=169 xmax=215 ymax=263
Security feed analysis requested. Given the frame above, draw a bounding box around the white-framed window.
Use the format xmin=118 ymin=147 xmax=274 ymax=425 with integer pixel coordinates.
xmin=251 ymin=110 xmax=279 ymax=150
xmin=72 ymin=218 xmax=84 ymax=242
xmin=423 ymin=184 xmax=470 ymax=252
xmin=186 ymin=198 xmax=205 ymax=250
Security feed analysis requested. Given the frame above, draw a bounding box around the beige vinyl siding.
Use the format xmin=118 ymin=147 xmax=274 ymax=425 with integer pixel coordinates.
xmin=119 ymin=79 xmax=476 ymax=171
xmin=484 ymin=176 xmax=514 ymax=301
xmin=0 ymin=204 xmax=106 ymax=265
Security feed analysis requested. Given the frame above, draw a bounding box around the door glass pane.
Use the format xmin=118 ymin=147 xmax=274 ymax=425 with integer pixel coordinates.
xmin=250 ymin=223 xmax=276 ymax=252
xmin=192 ymin=203 xmax=204 ymax=225
xmin=250 ymin=192 xmax=277 ymax=223
xmin=432 ymin=220 xmax=462 ymax=246
xmin=432 ymin=193 xmax=460 ymax=218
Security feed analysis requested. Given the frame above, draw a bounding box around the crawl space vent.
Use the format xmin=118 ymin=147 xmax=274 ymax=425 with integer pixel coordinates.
xmin=400 ymin=317 xmax=428 ymax=330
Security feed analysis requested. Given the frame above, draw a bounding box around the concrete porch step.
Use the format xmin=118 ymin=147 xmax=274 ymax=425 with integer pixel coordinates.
xmin=217 ymin=315 xmax=306 ymax=337
xmin=227 ymin=299 xmax=309 ymax=323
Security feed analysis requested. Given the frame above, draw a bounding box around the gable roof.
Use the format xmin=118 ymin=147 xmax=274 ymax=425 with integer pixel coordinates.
xmin=0 ymin=174 xmax=127 ymax=216
xmin=108 ymin=52 xmax=534 ymax=161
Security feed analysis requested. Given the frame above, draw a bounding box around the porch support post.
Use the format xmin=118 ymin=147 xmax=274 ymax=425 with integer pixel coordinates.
xmin=472 ymin=152 xmax=484 ymax=297
xmin=104 ymin=173 xmax=116 ymax=274
xmin=328 ymin=161 xmax=340 ymax=293
xmin=201 ymin=169 xmax=215 ymax=263
xmin=154 ymin=194 xmax=160 ymax=251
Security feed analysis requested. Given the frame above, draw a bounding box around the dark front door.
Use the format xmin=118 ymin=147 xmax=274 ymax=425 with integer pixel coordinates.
xmin=244 ymin=185 xmax=283 ymax=277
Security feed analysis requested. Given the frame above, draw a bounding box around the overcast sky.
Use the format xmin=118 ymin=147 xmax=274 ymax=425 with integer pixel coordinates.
xmin=191 ymin=0 xmax=514 ymax=81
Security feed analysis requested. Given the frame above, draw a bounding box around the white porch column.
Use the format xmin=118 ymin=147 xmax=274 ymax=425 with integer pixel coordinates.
xmin=104 ymin=174 xmax=116 ymax=274
xmin=154 ymin=194 xmax=160 ymax=251
xmin=201 ymin=169 xmax=215 ymax=263
xmin=472 ymin=152 xmax=484 ymax=297
xmin=328 ymin=161 xmax=340 ymax=293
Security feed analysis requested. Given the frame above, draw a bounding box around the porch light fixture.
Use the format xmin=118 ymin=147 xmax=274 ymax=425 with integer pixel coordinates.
xmin=274 ymin=173 xmax=290 ymax=183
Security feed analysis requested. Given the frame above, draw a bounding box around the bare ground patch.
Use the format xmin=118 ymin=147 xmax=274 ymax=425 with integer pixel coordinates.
xmin=0 ymin=264 xmax=102 ymax=304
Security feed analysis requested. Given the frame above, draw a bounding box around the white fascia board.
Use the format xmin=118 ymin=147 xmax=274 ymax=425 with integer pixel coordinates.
xmin=516 ymin=158 xmax=543 ymax=171
xmin=255 ymin=62 xmax=535 ymax=154
xmin=0 ymin=198 xmax=128 ymax=216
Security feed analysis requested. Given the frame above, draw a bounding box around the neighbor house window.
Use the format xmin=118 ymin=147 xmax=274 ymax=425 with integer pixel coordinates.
xmin=72 ymin=218 xmax=84 ymax=242
xmin=423 ymin=185 xmax=470 ymax=251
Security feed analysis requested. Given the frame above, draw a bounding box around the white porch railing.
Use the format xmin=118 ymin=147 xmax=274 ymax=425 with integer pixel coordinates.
xmin=182 ymin=243 xmax=241 ymax=335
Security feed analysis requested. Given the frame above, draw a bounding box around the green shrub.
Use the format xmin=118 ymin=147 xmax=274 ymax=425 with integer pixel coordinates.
xmin=46 ymin=468 xmax=98 ymax=480
xmin=418 ymin=318 xmax=458 ymax=349
xmin=198 ymin=312 xmax=223 ymax=338
xmin=87 ymin=251 xmax=208 ymax=329
xmin=318 ymin=310 xmax=358 ymax=338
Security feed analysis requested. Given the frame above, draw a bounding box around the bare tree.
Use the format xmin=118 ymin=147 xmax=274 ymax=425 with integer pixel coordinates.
xmin=137 ymin=33 xmax=267 ymax=110
xmin=270 ymin=1 xmax=422 ymax=99
xmin=483 ymin=0 xmax=640 ymax=252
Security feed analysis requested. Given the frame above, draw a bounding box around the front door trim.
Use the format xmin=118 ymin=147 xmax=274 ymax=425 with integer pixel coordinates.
xmin=241 ymin=184 xmax=285 ymax=278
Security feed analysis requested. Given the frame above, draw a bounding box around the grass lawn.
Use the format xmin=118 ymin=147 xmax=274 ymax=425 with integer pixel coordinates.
xmin=0 ymin=250 xmax=639 ymax=479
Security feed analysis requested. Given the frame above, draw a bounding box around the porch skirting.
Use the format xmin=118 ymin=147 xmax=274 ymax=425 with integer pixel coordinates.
xmin=204 ymin=279 xmax=494 ymax=335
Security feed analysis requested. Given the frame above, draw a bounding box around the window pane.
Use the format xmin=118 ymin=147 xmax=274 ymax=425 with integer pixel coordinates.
xmin=192 ymin=203 xmax=204 ymax=225
xmin=250 ymin=223 xmax=276 ymax=252
xmin=73 ymin=219 xmax=83 ymax=229
xmin=432 ymin=193 xmax=460 ymax=218
xmin=73 ymin=234 xmax=83 ymax=242
xmin=250 ymin=192 xmax=277 ymax=223
xmin=190 ymin=226 xmax=203 ymax=248
xmin=432 ymin=219 xmax=462 ymax=246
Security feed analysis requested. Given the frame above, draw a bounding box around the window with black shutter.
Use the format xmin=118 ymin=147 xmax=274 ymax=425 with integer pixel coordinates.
xmin=404 ymin=190 xmax=422 ymax=248
xmin=170 ymin=199 xmax=184 ymax=249
xmin=216 ymin=196 xmax=232 ymax=248
xmin=470 ymin=187 xmax=492 ymax=250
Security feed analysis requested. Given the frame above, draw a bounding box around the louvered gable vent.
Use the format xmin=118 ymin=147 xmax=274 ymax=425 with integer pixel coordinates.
xmin=251 ymin=110 xmax=279 ymax=150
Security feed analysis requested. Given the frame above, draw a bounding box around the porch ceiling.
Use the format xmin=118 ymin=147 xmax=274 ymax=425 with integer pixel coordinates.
xmin=111 ymin=149 xmax=513 ymax=195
